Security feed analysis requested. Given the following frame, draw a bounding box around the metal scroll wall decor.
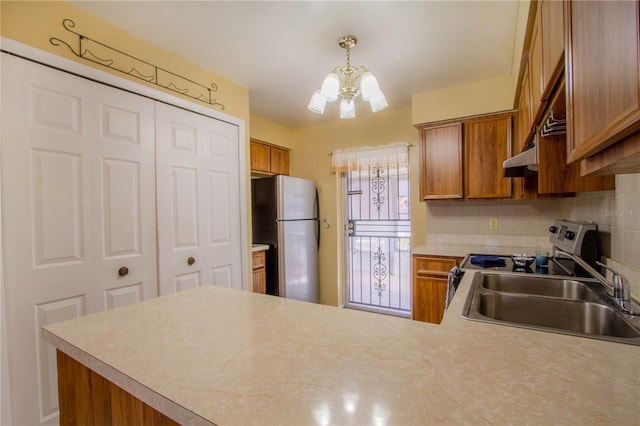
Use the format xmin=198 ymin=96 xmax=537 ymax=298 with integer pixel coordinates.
xmin=50 ymin=19 xmax=225 ymax=109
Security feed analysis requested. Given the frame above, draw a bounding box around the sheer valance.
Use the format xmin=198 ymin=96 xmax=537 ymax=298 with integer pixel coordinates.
xmin=330 ymin=142 xmax=409 ymax=173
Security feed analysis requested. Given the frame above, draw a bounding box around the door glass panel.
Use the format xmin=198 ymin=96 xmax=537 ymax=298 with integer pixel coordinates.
xmin=346 ymin=163 xmax=411 ymax=316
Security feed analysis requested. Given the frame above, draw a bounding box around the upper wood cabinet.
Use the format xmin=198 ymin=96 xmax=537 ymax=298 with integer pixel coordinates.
xmin=418 ymin=112 xmax=513 ymax=201
xmin=565 ymin=0 xmax=640 ymax=164
xmin=516 ymin=67 xmax=533 ymax=151
xmin=250 ymin=139 xmax=290 ymax=175
xmin=524 ymin=0 xmax=566 ymax=136
xmin=464 ymin=113 xmax=513 ymax=199
xmin=540 ymin=0 xmax=564 ymax=99
xmin=528 ymin=6 xmax=544 ymax=122
xmin=419 ymin=123 xmax=463 ymax=200
xmin=537 ymin=80 xmax=615 ymax=193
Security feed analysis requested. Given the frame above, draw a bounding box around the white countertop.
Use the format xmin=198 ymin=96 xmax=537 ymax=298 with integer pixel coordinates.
xmin=43 ymin=276 xmax=640 ymax=425
xmin=251 ymin=244 xmax=269 ymax=252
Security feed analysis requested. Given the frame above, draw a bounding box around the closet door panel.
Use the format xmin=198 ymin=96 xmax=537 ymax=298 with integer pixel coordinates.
xmin=156 ymin=105 xmax=206 ymax=294
xmin=91 ymin=85 xmax=157 ymax=311
xmin=1 ymin=53 xmax=94 ymax=426
xmin=156 ymin=103 xmax=242 ymax=294
xmin=202 ymin=122 xmax=242 ymax=289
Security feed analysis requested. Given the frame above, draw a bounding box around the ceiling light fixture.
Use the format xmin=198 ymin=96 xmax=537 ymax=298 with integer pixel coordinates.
xmin=308 ymin=35 xmax=388 ymax=119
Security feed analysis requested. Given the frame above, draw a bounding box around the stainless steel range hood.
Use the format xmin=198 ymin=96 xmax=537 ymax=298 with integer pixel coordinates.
xmin=503 ymin=137 xmax=538 ymax=177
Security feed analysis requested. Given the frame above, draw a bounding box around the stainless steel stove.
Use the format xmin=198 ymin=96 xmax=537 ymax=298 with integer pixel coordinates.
xmin=460 ymin=220 xmax=600 ymax=278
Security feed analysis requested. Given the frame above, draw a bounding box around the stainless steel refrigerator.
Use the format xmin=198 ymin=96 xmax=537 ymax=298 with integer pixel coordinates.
xmin=251 ymin=175 xmax=319 ymax=303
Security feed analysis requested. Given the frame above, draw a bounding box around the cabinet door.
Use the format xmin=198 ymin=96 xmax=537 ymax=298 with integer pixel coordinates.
xmin=517 ymin=67 xmax=533 ymax=150
xmin=528 ymin=6 xmax=544 ymax=121
xmin=464 ymin=114 xmax=513 ymax=199
xmin=419 ymin=123 xmax=463 ymax=200
xmin=252 ymin=251 xmax=266 ymax=293
xmin=566 ymin=0 xmax=640 ymax=162
xmin=156 ymin=103 xmax=243 ymax=295
xmin=250 ymin=140 xmax=271 ymax=173
xmin=270 ymin=146 xmax=290 ymax=175
xmin=540 ymin=0 xmax=564 ymax=99
xmin=413 ymin=275 xmax=447 ymax=324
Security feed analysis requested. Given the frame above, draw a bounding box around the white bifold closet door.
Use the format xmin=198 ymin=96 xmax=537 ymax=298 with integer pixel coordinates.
xmin=1 ymin=54 xmax=157 ymax=426
xmin=156 ymin=102 xmax=242 ymax=294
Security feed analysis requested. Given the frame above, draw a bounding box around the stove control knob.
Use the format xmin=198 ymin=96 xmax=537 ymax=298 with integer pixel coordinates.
xmin=564 ymin=230 xmax=576 ymax=240
xmin=549 ymin=226 xmax=558 ymax=234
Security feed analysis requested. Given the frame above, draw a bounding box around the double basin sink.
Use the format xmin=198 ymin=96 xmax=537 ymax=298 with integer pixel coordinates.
xmin=462 ymin=273 xmax=640 ymax=345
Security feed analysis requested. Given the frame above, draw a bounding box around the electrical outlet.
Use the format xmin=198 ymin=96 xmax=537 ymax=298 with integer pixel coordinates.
xmin=489 ymin=218 xmax=499 ymax=230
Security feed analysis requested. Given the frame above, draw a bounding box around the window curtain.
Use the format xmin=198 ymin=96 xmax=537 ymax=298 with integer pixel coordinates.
xmin=330 ymin=142 xmax=409 ymax=173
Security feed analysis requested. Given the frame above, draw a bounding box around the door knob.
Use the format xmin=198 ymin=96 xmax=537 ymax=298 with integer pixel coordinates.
xmin=187 ymin=256 xmax=196 ymax=266
xmin=118 ymin=266 xmax=129 ymax=277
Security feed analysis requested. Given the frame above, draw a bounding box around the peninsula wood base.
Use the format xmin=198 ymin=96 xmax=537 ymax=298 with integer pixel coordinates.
xmin=56 ymin=351 xmax=179 ymax=426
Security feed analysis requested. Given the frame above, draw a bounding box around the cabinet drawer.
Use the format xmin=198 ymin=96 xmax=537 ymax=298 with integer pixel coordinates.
xmin=252 ymin=251 xmax=265 ymax=269
xmin=413 ymin=256 xmax=459 ymax=272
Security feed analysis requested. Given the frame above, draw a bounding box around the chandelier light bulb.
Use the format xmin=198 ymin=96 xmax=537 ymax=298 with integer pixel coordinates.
xmin=369 ymin=90 xmax=388 ymax=113
xmin=308 ymin=35 xmax=387 ymax=119
xmin=360 ymin=72 xmax=380 ymax=102
xmin=340 ymin=98 xmax=356 ymax=119
xmin=307 ymin=90 xmax=327 ymax=114
xmin=320 ymin=73 xmax=340 ymax=102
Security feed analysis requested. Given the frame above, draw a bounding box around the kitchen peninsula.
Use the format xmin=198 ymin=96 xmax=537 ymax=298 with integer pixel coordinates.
xmin=43 ymin=273 xmax=640 ymax=425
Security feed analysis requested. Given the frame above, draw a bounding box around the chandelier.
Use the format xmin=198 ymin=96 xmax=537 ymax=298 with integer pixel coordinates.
xmin=307 ymin=35 xmax=388 ymax=119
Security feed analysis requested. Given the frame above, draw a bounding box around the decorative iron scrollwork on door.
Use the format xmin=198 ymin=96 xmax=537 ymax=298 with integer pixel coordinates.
xmin=50 ymin=19 xmax=225 ymax=109
xmin=372 ymin=245 xmax=387 ymax=302
xmin=370 ymin=164 xmax=386 ymax=211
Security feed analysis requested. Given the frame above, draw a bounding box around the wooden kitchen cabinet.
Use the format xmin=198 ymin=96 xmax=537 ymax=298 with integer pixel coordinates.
xmin=565 ymin=0 xmax=640 ymax=165
xmin=419 ymin=123 xmax=463 ymax=200
xmin=464 ymin=113 xmax=513 ymax=199
xmin=412 ymin=255 xmax=462 ymax=324
xmin=252 ymin=249 xmax=266 ymax=294
xmin=418 ymin=112 xmax=513 ymax=201
xmin=250 ymin=139 xmax=290 ymax=175
xmin=528 ymin=5 xmax=544 ymax=124
xmin=540 ymin=0 xmax=564 ymax=101
xmin=520 ymin=0 xmax=565 ymax=145
xmin=516 ymin=67 xmax=533 ymax=151
xmin=536 ymin=78 xmax=615 ymax=193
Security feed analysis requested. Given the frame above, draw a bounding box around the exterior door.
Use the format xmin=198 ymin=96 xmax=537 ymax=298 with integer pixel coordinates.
xmin=156 ymin=102 xmax=242 ymax=294
xmin=1 ymin=54 xmax=157 ymax=425
xmin=345 ymin=163 xmax=411 ymax=316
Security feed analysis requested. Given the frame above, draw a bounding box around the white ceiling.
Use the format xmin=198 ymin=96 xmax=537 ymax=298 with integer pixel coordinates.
xmin=68 ymin=1 xmax=523 ymax=129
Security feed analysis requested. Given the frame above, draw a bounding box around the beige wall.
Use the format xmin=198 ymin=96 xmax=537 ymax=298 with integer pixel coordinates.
xmin=411 ymin=75 xmax=515 ymax=125
xmin=249 ymin=114 xmax=296 ymax=150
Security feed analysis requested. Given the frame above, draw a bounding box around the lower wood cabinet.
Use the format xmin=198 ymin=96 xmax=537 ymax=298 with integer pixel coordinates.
xmin=57 ymin=351 xmax=179 ymax=425
xmin=412 ymin=254 xmax=462 ymax=324
xmin=252 ymin=250 xmax=266 ymax=294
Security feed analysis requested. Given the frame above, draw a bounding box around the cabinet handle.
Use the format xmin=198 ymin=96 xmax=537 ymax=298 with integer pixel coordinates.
xmin=187 ymin=256 xmax=196 ymax=266
xmin=118 ymin=266 xmax=129 ymax=277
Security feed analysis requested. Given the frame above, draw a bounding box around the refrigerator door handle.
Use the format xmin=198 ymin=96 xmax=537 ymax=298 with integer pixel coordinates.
xmin=315 ymin=190 xmax=320 ymax=249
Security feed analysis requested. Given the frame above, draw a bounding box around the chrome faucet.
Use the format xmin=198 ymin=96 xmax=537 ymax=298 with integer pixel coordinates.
xmin=553 ymin=249 xmax=639 ymax=316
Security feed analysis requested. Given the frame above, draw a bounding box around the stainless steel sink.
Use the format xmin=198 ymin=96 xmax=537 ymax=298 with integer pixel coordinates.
xmin=462 ymin=272 xmax=640 ymax=345
xmin=482 ymin=274 xmax=599 ymax=301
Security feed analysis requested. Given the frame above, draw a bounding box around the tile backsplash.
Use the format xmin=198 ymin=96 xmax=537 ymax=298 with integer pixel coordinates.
xmin=425 ymin=173 xmax=640 ymax=295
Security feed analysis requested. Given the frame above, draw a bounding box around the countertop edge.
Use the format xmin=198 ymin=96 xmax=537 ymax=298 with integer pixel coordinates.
xmin=41 ymin=327 xmax=213 ymax=426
